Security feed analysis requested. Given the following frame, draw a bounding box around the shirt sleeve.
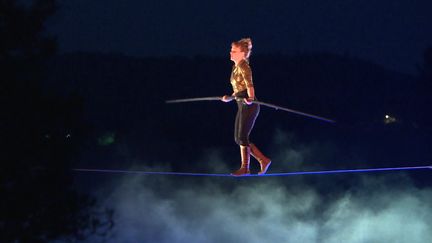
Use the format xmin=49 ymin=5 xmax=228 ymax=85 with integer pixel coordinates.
xmin=240 ymin=62 xmax=253 ymax=88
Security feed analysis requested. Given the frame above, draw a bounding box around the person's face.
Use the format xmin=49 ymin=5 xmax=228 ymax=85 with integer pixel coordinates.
xmin=230 ymin=45 xmax=245 ymax=63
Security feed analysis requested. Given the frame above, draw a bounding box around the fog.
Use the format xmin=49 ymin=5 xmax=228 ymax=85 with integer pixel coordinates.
xmin=84 ymin=131 xmax=432 ymax=242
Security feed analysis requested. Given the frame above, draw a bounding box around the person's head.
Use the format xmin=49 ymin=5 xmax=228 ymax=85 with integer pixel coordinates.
xmin=230 ymin=38 xmax=252 ymax=63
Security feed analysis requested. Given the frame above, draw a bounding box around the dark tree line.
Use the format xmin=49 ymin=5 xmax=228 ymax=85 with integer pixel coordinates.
xmin=1 ymin=1 xmax=112 ymax=242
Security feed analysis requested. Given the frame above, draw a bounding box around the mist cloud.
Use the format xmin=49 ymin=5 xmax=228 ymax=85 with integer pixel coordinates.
xmin=87 ymin=173 xmax=432 ymax=243
xmin=84 ymin=130 xmax=432 ymax=242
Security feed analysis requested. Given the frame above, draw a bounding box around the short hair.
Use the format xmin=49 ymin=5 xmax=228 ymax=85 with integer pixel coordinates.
xmin=232 ymin=38 xmax=253 ymax=60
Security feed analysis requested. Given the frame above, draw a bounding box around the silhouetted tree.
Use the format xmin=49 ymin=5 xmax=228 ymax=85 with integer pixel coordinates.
xmin=0 ymin=1 xmax=112 ymax=242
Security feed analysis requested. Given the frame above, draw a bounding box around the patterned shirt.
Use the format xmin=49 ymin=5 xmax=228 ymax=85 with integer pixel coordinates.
xmin=230 ymin=59 xmax=253 ymax=94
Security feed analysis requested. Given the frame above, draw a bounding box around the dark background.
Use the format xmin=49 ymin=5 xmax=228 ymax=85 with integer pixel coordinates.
xmin=2 ymin=0 xmax=432 ymax=242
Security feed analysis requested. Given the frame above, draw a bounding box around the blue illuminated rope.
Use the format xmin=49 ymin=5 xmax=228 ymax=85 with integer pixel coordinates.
xmin=73 ymin=165 xmax=432 ymax=177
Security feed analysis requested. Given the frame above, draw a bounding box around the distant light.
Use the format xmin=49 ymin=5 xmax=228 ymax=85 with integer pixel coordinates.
xmin=384 ymin=114 xmax=397 ymax=124
xmin=66 ymin=134 xmax=71 ymax=138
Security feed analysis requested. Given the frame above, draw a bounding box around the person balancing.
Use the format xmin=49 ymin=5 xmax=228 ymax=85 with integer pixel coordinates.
xmin=221 ymin=38 xmax=272 ymax=176
xmin=166 ymin=39 xmax=334 ymax=176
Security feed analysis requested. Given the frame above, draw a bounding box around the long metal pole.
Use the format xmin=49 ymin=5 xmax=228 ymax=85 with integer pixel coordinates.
xmin=166 ymin=96 xmax=335 ymax=123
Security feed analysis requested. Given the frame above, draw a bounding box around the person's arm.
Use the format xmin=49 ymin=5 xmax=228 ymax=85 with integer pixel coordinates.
xmin=244 ymin=86 xmax=255 ymax=105
xmin=242 ymin=63 xmax=255 ymax=105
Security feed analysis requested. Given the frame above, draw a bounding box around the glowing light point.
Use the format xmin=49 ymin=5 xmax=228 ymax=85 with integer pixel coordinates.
xmin=384 ymin=114 xmax=397 ymax=124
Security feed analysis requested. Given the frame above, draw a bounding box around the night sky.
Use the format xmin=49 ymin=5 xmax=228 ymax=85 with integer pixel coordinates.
xmin=47 ymin=0 xmax=432 ymax=73
xmin=5 ymin=0 xmax=432 ymax=242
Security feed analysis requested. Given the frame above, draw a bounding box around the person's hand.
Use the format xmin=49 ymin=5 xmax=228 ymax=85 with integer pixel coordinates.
xmin=221 ymin=95 xmax=234 ymax=102
xmin=243 ymin=98 xmax=253 ymax=105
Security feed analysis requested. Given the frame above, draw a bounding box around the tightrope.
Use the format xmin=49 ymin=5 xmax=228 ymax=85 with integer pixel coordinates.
xmin=73 ymin=165 xmax=432 ymax=177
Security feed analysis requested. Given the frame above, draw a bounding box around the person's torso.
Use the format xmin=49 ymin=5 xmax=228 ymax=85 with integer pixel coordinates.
xmin=230 ymin=60 xmax=253 ymax=94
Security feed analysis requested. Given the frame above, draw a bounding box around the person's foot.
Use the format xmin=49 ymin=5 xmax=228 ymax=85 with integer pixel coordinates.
xmin=249 ymin=143 xmax=271 ymax=175
xmin=231 ymin=167 xmax=250 ymax=176
xmin=258 ymin=159 xmax=271 ymax=175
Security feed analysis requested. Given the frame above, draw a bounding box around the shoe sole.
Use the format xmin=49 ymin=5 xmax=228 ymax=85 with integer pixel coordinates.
xmin=231 ymin=173 xmax=251 ymax=177
xmin=258 ymin=161 xmax=271 ymax=175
